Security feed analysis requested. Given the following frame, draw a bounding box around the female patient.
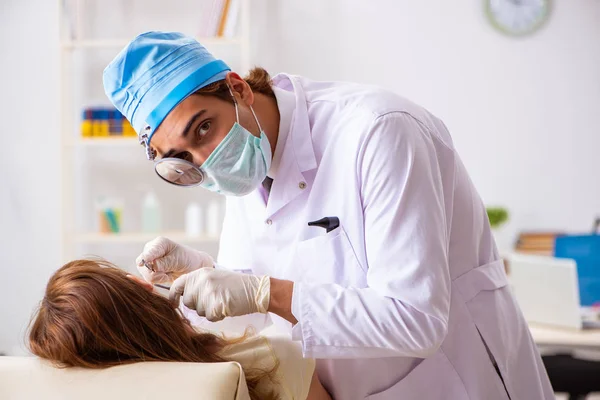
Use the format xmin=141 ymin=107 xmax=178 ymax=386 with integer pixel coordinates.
xmin=29 ymin=259 xmax=331 ymax=400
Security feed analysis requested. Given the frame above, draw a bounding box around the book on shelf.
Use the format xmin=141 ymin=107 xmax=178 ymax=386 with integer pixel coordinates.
xmin=217 ymin=0 xmax=231 ymax=37
xmin=200 ymin=0 xmax=240 ymax=38
xmin=222 ymin=0 xmax=240 ymax=38
xmin=514 ymin=231 xmax=564 ymax=256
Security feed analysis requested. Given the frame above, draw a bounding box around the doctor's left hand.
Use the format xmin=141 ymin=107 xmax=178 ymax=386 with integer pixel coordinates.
xmin=169 ymin=268 xmax=271 ymax=321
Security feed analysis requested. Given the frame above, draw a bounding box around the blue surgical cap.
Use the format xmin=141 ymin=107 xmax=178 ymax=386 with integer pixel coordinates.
xmin=103 ymin=31 xmax=230 ymax=142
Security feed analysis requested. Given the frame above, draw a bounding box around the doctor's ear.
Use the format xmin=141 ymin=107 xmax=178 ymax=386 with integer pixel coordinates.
xmin=225 ymin=72 xmax=255 ymax=106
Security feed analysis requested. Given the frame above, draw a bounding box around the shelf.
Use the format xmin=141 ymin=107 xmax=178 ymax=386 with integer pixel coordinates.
xmin=59 ymin=0 xmax=250 ymax=261
xmin=68 ymin=137 xmax=140 ymax=147
xmin=74 ymin=232 xmax=220 ymax=244
xmin=61 ymin=37 xmax=241 ymax=50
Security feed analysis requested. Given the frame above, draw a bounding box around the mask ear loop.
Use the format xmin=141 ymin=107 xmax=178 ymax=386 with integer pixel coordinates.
xmin=227 ymin=86 xmax=263 ymax=133
xmin=227 ymin=86 xmax=240 ymax=123
xmin=248 ymin=105 xmax=263 ymax=133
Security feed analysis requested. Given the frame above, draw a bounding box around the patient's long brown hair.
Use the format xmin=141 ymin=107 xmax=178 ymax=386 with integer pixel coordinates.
xmin=28 ymin=259 xmax=276 ymax=400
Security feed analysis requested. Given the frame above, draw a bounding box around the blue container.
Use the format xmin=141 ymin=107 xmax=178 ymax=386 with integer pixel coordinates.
xmin=555 ymin=234 xmax=600 ymax=306
xmin=91 ymin=109 xmax=102 ymax=136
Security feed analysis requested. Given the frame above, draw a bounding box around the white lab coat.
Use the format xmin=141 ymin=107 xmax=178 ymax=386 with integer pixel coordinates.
xmin=217 ymin=74 xmax=553 ymax=399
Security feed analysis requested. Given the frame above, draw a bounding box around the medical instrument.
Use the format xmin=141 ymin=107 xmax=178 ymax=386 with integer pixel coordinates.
xmin=154 ymin=157 xmax=205 ymax=186
xmin=308 ymin=217 xmax=340 ymax=233
xmin=142 ymin=260 xmax=172 ymax=291
xmin=141 ymin=259 xmax=154 ymax=272
xmin=154 ymin=283 xmax=171 ymax=291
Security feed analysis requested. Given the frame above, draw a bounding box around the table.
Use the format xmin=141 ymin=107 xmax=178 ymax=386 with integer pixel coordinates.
xmin=529 ymin=323 xmax=600 ymax=350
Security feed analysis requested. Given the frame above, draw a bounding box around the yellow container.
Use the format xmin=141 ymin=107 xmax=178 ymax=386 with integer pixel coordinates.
xmin=123 ymin=120 xmax=137 ymax=137
xmin=81 ymin=109 xmax=93 ymax=138
xmin=80 ymin=120 xmax=92 ymax=138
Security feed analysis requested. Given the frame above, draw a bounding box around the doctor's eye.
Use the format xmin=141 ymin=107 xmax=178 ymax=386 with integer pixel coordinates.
xmin=196 ymin=121 xmax=211 ymax=140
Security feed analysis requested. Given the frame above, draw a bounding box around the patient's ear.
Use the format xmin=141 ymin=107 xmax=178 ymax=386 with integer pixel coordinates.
xmin=126 ymin=274 xmax=154 ymax=292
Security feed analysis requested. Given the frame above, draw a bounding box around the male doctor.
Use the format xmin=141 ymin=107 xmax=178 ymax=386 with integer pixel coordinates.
xmin=104 ymin=32 xmax=553 ymax=399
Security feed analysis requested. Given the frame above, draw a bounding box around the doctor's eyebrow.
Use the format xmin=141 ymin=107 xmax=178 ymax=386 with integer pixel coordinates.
xmin=181 ymin=109 xmax=207 ymax=139
xmin=159 ymin=109 xmax=207 ymax=159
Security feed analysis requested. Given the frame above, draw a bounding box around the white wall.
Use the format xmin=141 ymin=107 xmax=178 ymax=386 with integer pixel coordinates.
xmin=250 ymin=0 xmax=600 ymax=251
xmin=0 ymin=0 xmax=61 ymax=355
xmin=1 ymin=0 xmax=599 ymax=354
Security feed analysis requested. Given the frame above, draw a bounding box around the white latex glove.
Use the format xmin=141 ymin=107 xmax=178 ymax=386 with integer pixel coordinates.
xmin=135 ymin=236 xmax=214 ymax=284
xmin=169 ymin=268 xmax=270 ymax=322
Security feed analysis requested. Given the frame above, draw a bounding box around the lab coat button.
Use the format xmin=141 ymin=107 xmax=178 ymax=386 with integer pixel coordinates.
xmin=298 ymin=181 xmax=307 ymax=189
xmin=265 ymin=219 xmax=273 ymax=225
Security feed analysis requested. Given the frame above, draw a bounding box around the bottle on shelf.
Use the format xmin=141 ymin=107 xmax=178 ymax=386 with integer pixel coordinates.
xmin=206 ymin=200 xmax=223 ymax=237
xmin=185 ymin=202 xmax=204 ymax=237
xmin=141 ymin=192 xmax=161 ymax=233
xmin=96 ymin=196 xmax=123 ymax=234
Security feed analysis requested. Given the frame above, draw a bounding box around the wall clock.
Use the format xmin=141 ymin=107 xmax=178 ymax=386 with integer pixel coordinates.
xmin=485 ymin=0 xmax=551 ymax=37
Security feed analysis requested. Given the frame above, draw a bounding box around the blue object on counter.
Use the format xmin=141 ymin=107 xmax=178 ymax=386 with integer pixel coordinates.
xmin=555 ymin=234 xmax=600 ymax=306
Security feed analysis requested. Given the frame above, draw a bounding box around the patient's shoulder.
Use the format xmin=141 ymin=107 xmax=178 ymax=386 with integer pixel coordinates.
xmin=220 ymin=333 xmax=315 ymax=399
xmin=263 ymin=335 xmax=316 ymax=400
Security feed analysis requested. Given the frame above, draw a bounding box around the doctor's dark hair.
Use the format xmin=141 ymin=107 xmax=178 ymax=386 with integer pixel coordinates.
xmin=194 ymin=67 xmax=275 ymax=102
xmin=28 ymin=259 xmax=277 ymax=400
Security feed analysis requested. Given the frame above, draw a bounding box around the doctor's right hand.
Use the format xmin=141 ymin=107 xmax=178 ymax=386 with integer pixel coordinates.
xmin=135 ymin=236 xmax=215 ymax=284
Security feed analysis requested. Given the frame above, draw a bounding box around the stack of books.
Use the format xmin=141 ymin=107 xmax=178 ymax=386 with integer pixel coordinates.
xmin=514 ymin=232 xmax=563 ymax=256
xmin=200 ymin=0 xmax=241 ymax=38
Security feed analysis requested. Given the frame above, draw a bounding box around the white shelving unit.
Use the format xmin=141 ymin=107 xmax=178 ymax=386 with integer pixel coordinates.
xmin=68 ymin=137 xmax=139 ymax=147
xmin=58 ymin=0 xmax=251 ymax=261
xmin=74 ymin=232 xmax=221 ymax=244
xmin=61 ymin=37 xmax=242 ymax=49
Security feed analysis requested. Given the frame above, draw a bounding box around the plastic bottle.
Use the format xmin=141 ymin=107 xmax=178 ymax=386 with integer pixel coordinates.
xmin=142 ymin=192 xmax=161 ymax=233
xmin=185 ymin=202 xmax=204 ymax=237
xmin=206 ymin=200 xmax=222 ymax=237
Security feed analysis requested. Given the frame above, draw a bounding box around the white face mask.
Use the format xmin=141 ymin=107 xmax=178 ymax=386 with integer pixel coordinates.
xmin=199 ymin=91 xmax=272 ymax=196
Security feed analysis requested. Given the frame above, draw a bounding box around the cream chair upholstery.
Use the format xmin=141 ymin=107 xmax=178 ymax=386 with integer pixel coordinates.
xmin=0 ymin=356 xmax=250 ymax=400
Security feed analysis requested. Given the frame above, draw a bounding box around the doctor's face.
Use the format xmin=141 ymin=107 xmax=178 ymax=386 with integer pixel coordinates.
xmin=149 ymin=76 xmax=259 ymax=166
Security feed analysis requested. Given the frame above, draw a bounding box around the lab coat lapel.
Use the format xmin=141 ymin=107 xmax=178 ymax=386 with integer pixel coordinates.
xmin=265 ymin=74 xmax=317 ymax=218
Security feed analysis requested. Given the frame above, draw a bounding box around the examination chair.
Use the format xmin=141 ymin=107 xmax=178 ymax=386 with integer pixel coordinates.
xmin=0 ymin=356 xmax=251 ymax=400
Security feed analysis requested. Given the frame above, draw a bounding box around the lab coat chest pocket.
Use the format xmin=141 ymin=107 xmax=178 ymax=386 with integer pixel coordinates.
xmin=365 ymin=351 xmax=468 ymax=400
xmin=286 ymin=226 xmax=366 ymax=287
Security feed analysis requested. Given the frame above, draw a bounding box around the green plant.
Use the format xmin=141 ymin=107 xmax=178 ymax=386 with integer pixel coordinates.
xmin=486 ymin=207 xmax=509 ymax=228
